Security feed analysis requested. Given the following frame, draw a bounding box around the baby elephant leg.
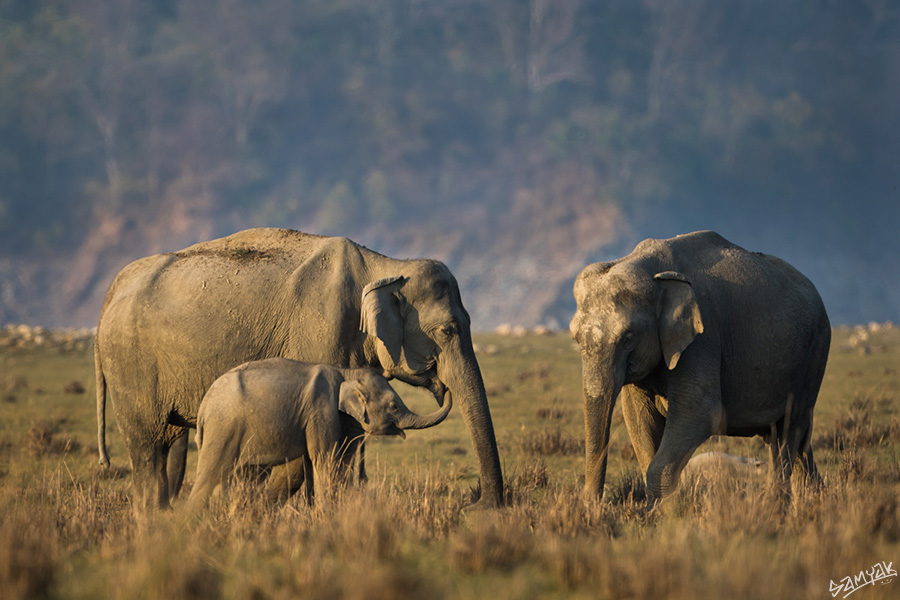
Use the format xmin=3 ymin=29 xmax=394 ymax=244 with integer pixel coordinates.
xmin=266 ymin=459 xmax=308 ymax=504
xmin=186 ymin=429 xmax=241 ymax=512
xmin=339 ymin=413 xmax=366 ymax=485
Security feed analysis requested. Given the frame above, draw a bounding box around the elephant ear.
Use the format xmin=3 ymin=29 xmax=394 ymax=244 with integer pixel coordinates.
xmin=359 ymin=276 xmax=408 ymax=368
xmin=654 ymin=271 xmax=704 ymax=370
xmin=338 ymin=380 xmax=368 ymax=424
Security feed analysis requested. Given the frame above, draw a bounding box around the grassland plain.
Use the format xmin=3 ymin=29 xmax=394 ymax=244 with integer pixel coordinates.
xmin=1 ymin=326 xmax=899 ymax=599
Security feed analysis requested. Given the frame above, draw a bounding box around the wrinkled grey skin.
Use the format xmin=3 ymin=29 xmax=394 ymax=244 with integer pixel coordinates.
xmin=571 ymin=231 xmax=830 ymax=504
xmin=186 ymin=359 xmax=451 ymax=511
xmin=95 ymin=228 xmax=502 ymax=512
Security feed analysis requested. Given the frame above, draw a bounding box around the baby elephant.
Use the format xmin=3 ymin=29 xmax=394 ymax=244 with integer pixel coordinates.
xmin=187 ymin=358 xmax=452 ymax=511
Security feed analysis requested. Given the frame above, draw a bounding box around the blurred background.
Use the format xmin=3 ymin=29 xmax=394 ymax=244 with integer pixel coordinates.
xmin=0 ymin=0 xmax=897 ymax=330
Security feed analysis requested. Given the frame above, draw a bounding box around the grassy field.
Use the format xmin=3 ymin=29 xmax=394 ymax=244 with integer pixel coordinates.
xmin=1 ymin=326 xmax=899 ymax=599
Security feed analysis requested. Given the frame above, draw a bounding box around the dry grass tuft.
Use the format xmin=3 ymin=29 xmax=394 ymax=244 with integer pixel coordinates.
xmin=0 ymin=505 xmax=58 ymax=600
xmin=814 ymin=395 xmax=900 ymax=451
xmin=509 ymin=459 xmax=551 ymax=490
xmin=449 ymin=514 xmax=532 ymax=573
xmin=24 ymin=419 xmax=81 ymax=457
xmin=63 ymin=380 xmax=86 ymax=395
xmin=519 ymin=427 xmax=584 ymax=456
xmin=536 ymin=406 xmax=567 ymax=421
xmin=516 ymin=365 xmax=552 ymax=384
xmin=1 ymin=376 xmax=27 ymax=404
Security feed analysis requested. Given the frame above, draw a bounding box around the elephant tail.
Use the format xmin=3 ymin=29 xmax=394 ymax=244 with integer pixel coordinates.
xmin=195 ymin=420 xmax=204 ymax=451
xmin=95 ymin=338 xmax=110 ymax=468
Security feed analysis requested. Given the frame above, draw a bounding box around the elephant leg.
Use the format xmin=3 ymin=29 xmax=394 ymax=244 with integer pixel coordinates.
xmin=302 ymin=457 xmax=314 ymax=506
xmin=621 ymin=385 xmax=666 ymax=473
xmin=187 ymin=429 xmax=242 ymax=511
xmin=768 ymin=430 xmax=793 ymax=503
xmin=768 ymin=401 xmax=816 ymax=502
xmin=128 ymin=450 xmax=162 ymax=515
xmin=266 ymin=459 xmax=307 ymax=504
xmin=799 ymin=423 xmax=820 ymax=486
xmin=167 ymin=429 xmax=189 ymax=500
xmin=335 ymin=437 xmax=358 ymax=486
xmin=309 ymin=434 xmax=342 ymax=504
xmin=129 ymin=441 xmax=170 ymax=513
xmin=644 ymin=399 xmax=718 ymax=503
xmin=187 ymin=455 xmax=223 ymax=513
xmin=115 ymin=405 xmax=170 ymax=512
xmin=358 ymin=440 xmax=368 ymax=484
xmin=338 ymin=413 xmax=366 ymax=486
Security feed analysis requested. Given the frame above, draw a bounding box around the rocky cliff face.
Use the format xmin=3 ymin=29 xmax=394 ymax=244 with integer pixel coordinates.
xmin=0 ymin=190 xmax=631 ymax=330
xmin=4 ymin=197 xmax=897 ymax=331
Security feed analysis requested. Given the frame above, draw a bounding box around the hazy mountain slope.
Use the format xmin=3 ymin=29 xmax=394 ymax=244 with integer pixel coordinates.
xmin=1 ymin=1 xmax=898 ymax=329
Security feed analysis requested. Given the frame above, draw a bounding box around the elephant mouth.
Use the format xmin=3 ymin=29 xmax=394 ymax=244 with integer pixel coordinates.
xmin=387 ymin=367 xmax=448 ymax=407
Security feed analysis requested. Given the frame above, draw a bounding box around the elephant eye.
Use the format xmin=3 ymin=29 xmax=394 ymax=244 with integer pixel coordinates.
xmin=438 ymin=324 xmax=457 ymax=340
xmin=623 ymin=332 xmax=637 ymax=351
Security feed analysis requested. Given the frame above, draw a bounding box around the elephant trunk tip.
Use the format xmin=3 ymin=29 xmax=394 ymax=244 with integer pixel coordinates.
xmin=398 ymin=392 xmax=453 ymax=431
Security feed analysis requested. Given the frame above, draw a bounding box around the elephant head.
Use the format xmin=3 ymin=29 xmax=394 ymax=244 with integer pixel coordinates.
xmin=359 ymin=260 xmax=503 ymax=506
xmin=570 ymin=261 xmax=704 ymax=500
xmin=338 ymin=368 xmax=453 ymax=438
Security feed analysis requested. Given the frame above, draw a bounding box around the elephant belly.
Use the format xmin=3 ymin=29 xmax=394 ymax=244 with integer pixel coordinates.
xmin=720 ymin=379 xmax=799 ymax=435
xmin=236 ymin=439 xmax=306 ymax=470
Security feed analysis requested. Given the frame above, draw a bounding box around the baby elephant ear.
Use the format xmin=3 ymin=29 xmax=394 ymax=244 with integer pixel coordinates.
xmin=338 ymin=380 xmax=368 ymax=424
xmin=654 ymin=271 xmax=704 ymax=370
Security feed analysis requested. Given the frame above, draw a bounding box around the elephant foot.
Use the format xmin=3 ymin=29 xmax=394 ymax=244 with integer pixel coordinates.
xmin=462 ymin=481 xmax=503 ymax=510
xmin=580 ymin=481 xmax=606 ymax=507
xmin=465 ymin=496 xmax=501 ymax=512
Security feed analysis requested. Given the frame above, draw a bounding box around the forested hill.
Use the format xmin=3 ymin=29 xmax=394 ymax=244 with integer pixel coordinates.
xmin=1 ymin=1 xmax=898 ymax=329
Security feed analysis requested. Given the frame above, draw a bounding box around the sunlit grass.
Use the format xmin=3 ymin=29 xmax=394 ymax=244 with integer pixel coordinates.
xmin=1 ymin=327 xmax=899 ymax=598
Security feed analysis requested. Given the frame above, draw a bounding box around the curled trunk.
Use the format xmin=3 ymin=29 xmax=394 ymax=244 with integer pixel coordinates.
xmin=397 ymin=391 xmax=453 ymax=430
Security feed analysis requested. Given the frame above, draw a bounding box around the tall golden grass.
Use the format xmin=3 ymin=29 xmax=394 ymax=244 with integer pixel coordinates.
xmin=1 ymin=442 xmax=899 ymax=599
xmin=1 ymin=328 xmax=898 ymax=599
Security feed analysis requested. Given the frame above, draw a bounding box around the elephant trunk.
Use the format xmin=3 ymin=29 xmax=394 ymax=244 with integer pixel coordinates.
xmin=438 ymin=334 xmax=504 ymax=507
xmin=397 ymin=391 xmax=453 ymax=430
xmin=582 ymin=350 xmax=625 ymax=502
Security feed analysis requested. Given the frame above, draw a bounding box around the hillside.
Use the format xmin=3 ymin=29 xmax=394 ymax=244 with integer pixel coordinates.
xmin=1 ymin=1 xmax=898 ymax=329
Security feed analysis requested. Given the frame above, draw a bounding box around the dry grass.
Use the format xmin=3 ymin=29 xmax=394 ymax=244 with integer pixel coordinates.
xmin=3 ymin=460 xmax=898 ymax=600
xmin=0 ymin=328 xmax=898 ymax=598
xmin=519 ymin=427 xmax=585 ymax=456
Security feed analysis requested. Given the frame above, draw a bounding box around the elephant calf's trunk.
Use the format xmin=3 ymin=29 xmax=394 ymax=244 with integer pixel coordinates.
xmin=397 ymin=392 xmax=453 ymax=430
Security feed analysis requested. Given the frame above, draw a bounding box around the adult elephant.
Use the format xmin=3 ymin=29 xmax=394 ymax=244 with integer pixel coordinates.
xmin=570 ymin=231 xmax=830 ymax=504
xmin=95 ymin=228 xmax=503 ymax=511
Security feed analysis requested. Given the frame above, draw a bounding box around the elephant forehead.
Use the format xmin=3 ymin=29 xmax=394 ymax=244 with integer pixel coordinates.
xmin=405 ymin=261 xmax=454 ymax=296
xmin=577 ymin=272 xmax=654 ymax=311
xmin=574 ymin=319 xmax=618 ymax=350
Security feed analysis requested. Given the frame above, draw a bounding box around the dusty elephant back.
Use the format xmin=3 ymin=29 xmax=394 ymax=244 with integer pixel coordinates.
xmin=655 ymin=232 xmax=830 ymax=427
xmin=629 ymin=231 xmax=828 ymax=329
xmin=196 ymin=359 xmax=340 ymax=450
xmin=96 ymin=229 xmax=370 ymax=428
xmin=173 ymin=228 xmax=331 ymax=261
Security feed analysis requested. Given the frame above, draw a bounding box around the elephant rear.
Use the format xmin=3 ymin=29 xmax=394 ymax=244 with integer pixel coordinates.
xmin=713 ymin=247 xmax=831 ymax=431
